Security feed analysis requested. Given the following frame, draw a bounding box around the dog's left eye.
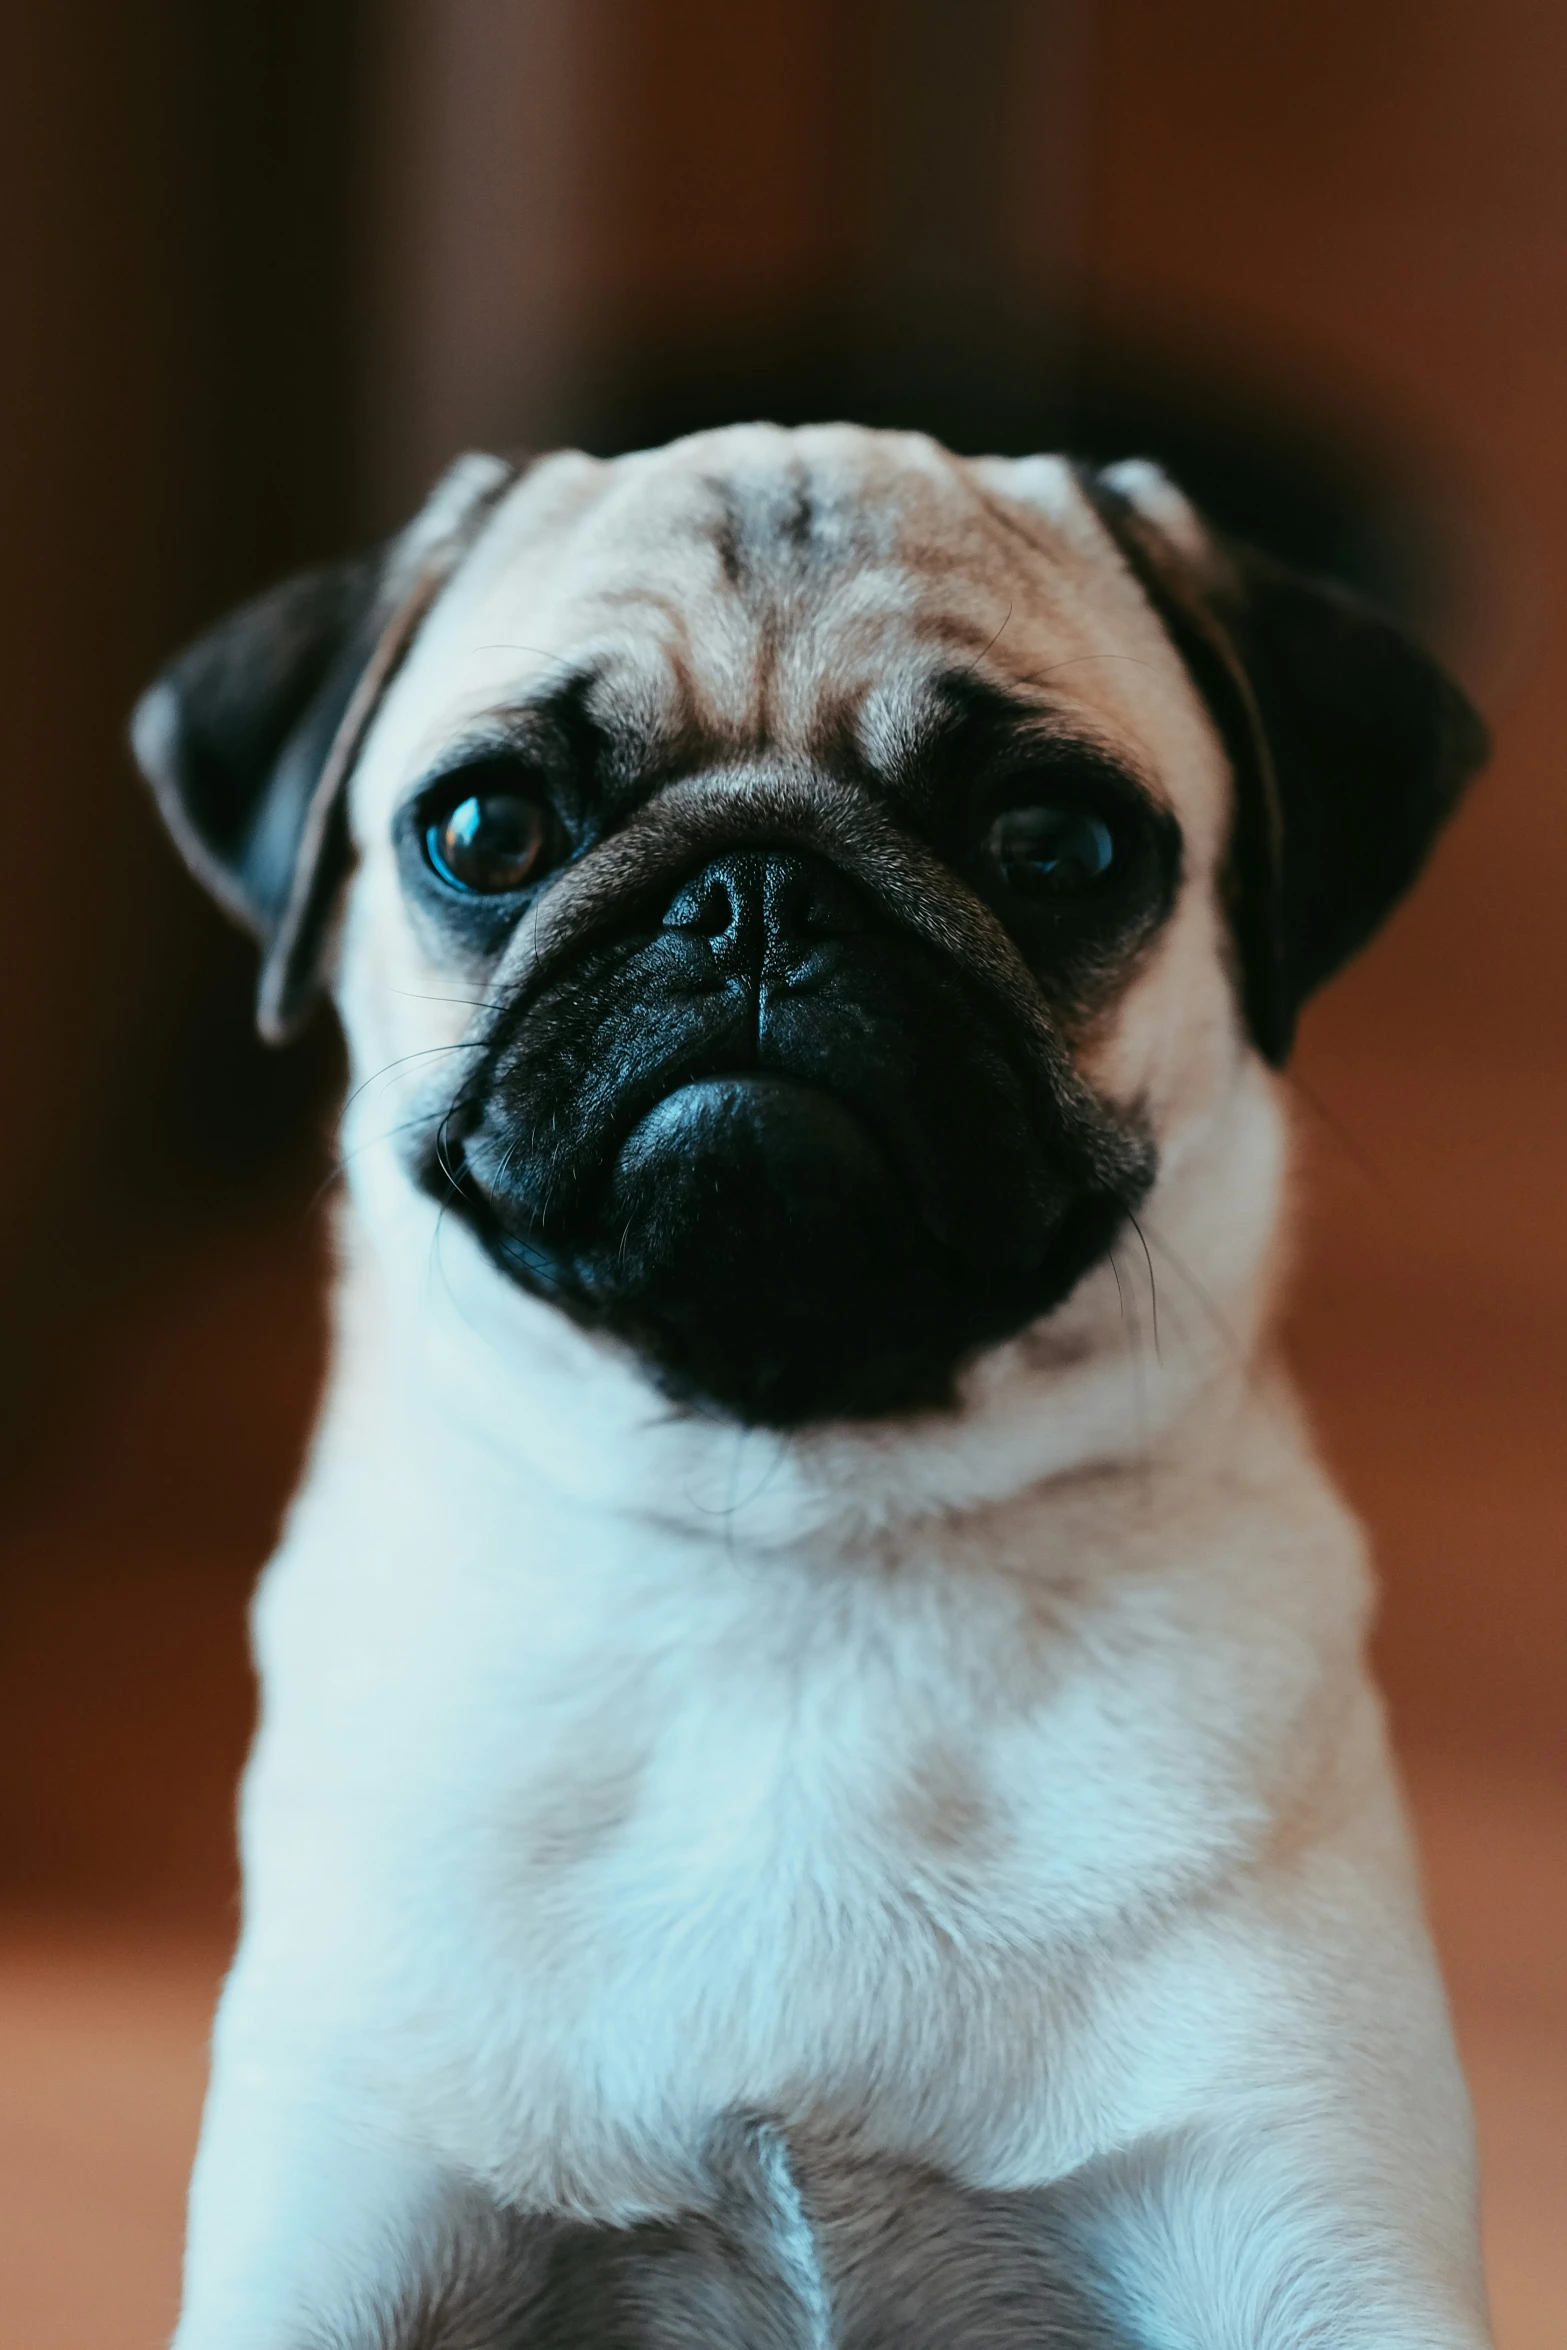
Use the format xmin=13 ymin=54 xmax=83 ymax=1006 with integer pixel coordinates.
xmin=425 ymin=790 xmax=550 ymax=894
xmin=986 ymin=804 xmax=1116 ymax=895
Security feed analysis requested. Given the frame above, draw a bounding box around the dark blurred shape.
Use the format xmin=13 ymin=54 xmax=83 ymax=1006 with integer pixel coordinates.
xmin=135 ymin=0 xmax=379 ymax=1195
xmin=586 ymin=0 xmax=1445 ymax=627
xmin=0 ymin=1 xmax=379 ymax=1494
xmin=603 ymin=309 xmax=1445 ymax=631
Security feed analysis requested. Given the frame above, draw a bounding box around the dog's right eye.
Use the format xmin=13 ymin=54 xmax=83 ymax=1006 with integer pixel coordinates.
xmin=425 ymin=789 xmax=551 ymax=895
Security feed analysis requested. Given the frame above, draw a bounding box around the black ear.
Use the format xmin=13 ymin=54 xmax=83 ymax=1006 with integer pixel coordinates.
xmin=1215 ymin=541 xmax=1490 ymax=1060
xmin=131 ymin=451 xmax=515 ymax=1042
xmin=1075 ymin=460 xmax=1490 ymax=1063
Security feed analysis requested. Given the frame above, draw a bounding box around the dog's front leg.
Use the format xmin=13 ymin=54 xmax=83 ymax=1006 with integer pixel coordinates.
xmin=1049 ymin=2122 xmax=1494 ymax=2350
xmin=169 ymin=2036 xmax=513 ymax=2350
xmin=172 ymin=2042 xmax=843 ymax=2350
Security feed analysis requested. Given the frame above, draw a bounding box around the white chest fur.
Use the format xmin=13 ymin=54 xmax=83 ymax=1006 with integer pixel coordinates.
xmin=227 ymin=1230 xmax=1381 ymax=2225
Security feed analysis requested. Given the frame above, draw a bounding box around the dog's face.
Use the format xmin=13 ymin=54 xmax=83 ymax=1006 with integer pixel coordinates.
xmin=135 ymin=426 xmax=1485 ymax=1435
xmin=341 ymin=435 xmax=1214 ymax=1426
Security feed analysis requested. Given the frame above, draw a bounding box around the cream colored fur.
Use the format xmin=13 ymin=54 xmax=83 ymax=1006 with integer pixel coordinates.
xmin=171 ymin=428 xmax=1491 ymax=2349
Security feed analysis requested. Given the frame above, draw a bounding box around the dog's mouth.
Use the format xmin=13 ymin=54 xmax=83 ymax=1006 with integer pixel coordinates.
xmin=418 ymin=848 xmax=1154 ymax=1425
xmin=434 ymin=1053 xmax=1144 ymax=1429
xmin=608 ymin=1074 xmax=913 ymax=1264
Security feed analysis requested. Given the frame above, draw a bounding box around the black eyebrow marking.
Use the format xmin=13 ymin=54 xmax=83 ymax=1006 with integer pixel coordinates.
xmin=419 ymin=667 xmax=605 ymax=753
xmin=487 ymin=666 xmax=613 ymax=756
xmin=403 ymin=658 xmax=714 ymax=840
xmin=826 ymin=666 xmax=1169 ymax=859
xmin=886 ymin=671 xmax=1137 ymax=791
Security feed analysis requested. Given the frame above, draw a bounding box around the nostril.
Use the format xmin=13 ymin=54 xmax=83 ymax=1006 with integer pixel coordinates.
xmin=767 ymin=860 xmax=868 ymax=940
xmin=664 ymin=871 xmax=740 ymax=938
xmin=660 ymin=850 xmax=868 ymax=967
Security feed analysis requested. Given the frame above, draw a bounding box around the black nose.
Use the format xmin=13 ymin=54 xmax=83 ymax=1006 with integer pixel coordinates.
xmin=661 ymin=849 xmax=868 ymax=983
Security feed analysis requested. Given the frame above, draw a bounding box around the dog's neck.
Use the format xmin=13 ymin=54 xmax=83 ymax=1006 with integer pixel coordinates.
xmin=312 ymin=1062 xmax=1296 ymax=1591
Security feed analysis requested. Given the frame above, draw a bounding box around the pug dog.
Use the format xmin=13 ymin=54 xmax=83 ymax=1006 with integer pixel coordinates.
xmin=133 ymin=426 xmax=1494 ymax=2350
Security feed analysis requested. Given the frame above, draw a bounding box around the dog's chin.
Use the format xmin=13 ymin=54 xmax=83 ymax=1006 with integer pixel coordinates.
xmin=456 ymin=1073 xmax=1132 ymax=1427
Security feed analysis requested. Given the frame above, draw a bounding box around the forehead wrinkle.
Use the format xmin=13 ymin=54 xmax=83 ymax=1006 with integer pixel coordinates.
xmin=563 ymin=444 xmax=1033 ymax=735
xmin=582 ymin=642 xmax=706 ymax=787
xmin=756 ymin=557 xmax=940 ymax=751
xmin=572 ymin=547 xmax=800 ymax=754
xmin=349 ymin=436 xmax=1124 ymax=833
xmin=700 ymin=462 xmax=878 ymax=751
xmin=704 ymin=458 xmax=819 ymax=595
xmin=417 ymin=434 xmax=1185 ymax=794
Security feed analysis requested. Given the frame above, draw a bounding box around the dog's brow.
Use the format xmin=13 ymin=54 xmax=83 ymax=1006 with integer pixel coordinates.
xmin=487 ymin=670 xmax=611 ymax=757
xmin=925 ymin=671 xmax=1093 ymax=748
xmin=458 ymin=666 xmax=692 ymax=802
xmin=859 ymin=670 xmax=1145 ymax=804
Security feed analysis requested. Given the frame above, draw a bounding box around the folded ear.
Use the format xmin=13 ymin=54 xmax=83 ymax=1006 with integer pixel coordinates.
xmin=1076 ymin=458 xmax=1490 ymax=1063
xmin=131 ymin=451 xmax=516 ymax=1042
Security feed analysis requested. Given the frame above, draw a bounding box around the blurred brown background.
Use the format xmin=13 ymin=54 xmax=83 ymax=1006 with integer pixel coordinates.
xmin=0 ymin=5 xmax=1562 ymax=2344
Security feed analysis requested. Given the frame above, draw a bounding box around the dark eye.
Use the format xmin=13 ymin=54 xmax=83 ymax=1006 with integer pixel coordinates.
xmin=986 ymin=804 xmax=1116 ymax=896
xmin=425 ymin=791 xmax=550 ymax=894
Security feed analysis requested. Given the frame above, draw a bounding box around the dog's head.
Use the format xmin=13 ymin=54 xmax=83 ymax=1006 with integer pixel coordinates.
xmin=134 ymin=427 xmax=1485 ymax=1432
